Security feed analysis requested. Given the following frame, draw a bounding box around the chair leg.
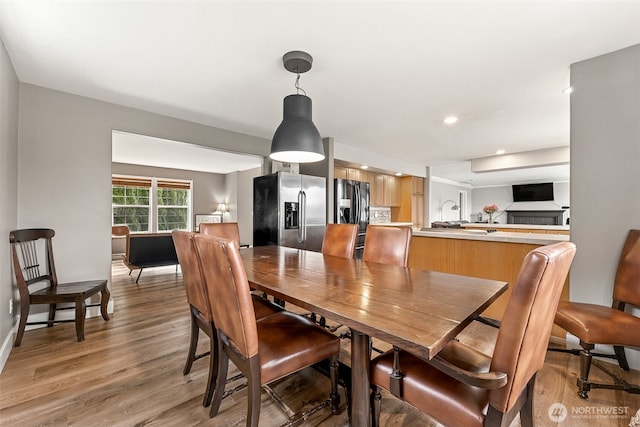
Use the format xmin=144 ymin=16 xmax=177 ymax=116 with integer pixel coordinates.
xmin=48 ymin=303 xmax=57 ymax=327
xmin=371 ymin=386 xmax=381 ymax=427
xmin=75 ymin=298 xmax=87 ymax=342
xmin=519 ymin=376 xmax=535 ymax=427
xmin=247 ymin=356 xmax=262 ymax=427
xmin=577 ymin=344 xmax=594 ymax=399
xmin=614 ymin=345 xmax=630 ymax=370
xmin=209 ymin=341 xmax=229 ymax=418
xmin=14 ymin=301 xmax=29 ymax=347
xmin=183 ymin=313 xmax=199 ymax=375
xmin=329 ymin=354 xmax=340 ymax=414
xmin=100 ymin=286 xmax=110 ymax=321
xmin=203 ymin=327 xmax=219 ymax=408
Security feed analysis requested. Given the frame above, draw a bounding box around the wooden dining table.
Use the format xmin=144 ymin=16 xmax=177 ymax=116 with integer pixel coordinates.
xmin=240 ymin=245 xmax=508 ymax=426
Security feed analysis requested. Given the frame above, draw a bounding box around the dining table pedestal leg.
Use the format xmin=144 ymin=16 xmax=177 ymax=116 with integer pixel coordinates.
xmin=351 ymin=329 xmax=372 ymax=426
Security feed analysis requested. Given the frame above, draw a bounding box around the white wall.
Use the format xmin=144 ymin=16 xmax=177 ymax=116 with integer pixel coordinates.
xmin=570 ymin=44 xmax=640 ymax=369
xmin=0 ymin=37 xmax=19 ymax=370
xmin=429 ymin=178 xmax=472 ymax=224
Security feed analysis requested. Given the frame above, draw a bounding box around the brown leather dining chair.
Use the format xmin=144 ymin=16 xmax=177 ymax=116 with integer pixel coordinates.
xmin=363 ymin=225 xmax=412 ymax=266
xmin=10 ymin=228 xmax=110 ymax=346
xmin=192 ymin=234 xmax=341 ymax=425
xmin=322 ymin=223 xmax=359 ymax=258
xmin=554 ymin=229 xmax=640 ymax=398
xmin=199 ymin=222 xmax=241 ymax=244
xmin=310 ymin=223 xmax=359 ymax=328
xmin=370 ymin=241 xmax=576 ymax=427
xmin=172 ymin=231 xmax=281 ymax=408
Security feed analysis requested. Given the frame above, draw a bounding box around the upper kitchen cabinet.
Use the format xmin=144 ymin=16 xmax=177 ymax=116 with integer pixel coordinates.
xmin=335 ymin=166 xmax=372 ymax=184
xmin=397 ymin=176 xmax=425 ymax=228
xmin=372 ymin=174 xmax=400 ymax=207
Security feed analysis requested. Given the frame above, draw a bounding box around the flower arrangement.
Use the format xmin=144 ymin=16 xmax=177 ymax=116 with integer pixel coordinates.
xmin=482 ymin=204 xmax=499 ymax=214
xmin=482 ymin=204 xmax=499 ymax=223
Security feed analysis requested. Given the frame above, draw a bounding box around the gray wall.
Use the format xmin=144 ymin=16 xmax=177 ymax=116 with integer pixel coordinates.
xmin=237 ymin=167 xmax=262 ymax=245
xmin=8 ymin=84 xmax=270 ymax=364
xmin=570 ymin=44 xmax=640 ymax=368
xmin=0 ymin=38 xmax=19 ymax=369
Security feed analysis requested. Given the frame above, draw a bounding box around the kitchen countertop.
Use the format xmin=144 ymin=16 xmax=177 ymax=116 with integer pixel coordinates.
xmin=462 ymin=223 xmax=570 ymax=232
xmin=413 ymin=229 xmax=570 ymax=245
xmin=370 ymin=222 xmax=413 ymax=227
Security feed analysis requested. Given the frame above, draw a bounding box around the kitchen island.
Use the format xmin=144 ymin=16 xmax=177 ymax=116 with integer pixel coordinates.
xmin=408 ymin=228 xmax=570 ymax=338
xmin=462 ymin=222 xmax=570 ymax=235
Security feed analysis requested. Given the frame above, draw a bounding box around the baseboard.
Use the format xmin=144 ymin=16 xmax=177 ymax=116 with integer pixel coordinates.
xmin=0 ymin=324 xmax=16 ymax=374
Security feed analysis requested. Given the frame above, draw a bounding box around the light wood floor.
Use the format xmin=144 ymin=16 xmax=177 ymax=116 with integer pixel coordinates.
xmin=1 ymin=262 xmax=638 ymax=426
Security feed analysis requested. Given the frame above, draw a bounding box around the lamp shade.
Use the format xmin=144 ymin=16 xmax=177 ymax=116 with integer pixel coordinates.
xmin=270 ymin=94 xmax=325 ymax=163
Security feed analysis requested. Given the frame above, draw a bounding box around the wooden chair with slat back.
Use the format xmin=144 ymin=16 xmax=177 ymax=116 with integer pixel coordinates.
xmin=370 ymin=242 xmax=576 ymax=427
xmin=10 ymin=228 xmax=110 ymax=346
xmin=173 ymin=230 xmax=282 ymax=408
xmin=192 ymin=235 xmax=341 ymax=424
xmin=363 ymin=225 xmax=412 ymax=267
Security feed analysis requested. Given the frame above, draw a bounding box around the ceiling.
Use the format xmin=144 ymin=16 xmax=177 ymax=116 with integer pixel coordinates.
xmin=1 ymin=1 xmax=638 ymax=186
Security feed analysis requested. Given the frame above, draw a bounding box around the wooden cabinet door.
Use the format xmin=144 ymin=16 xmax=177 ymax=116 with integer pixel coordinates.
xmin=372 ymin=174 xmax=385 ymax=206
xmin=412 ymin=194 xmax=424 ymax=229
xmin=412 ymin=177 xmax=424 ymax=195
xmin=383 ymin=175 xmax=400 ymax=206
xmin=334 ymin=166 xmax=348 ymax=180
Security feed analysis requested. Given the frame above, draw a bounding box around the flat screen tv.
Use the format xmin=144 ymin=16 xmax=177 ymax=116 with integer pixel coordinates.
xmin=512 ymin=183 xmax=554 ymax=202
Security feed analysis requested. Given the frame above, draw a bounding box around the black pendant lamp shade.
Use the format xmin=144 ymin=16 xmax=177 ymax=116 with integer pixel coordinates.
xmin=269 ymin=51 xmax=325 ymax=163
xmin=270 ymin=94 xmax=324 ymax=163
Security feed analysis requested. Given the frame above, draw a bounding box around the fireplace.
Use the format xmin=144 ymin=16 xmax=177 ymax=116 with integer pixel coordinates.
xmin=506 ymin=209 xmax=565 ymax=225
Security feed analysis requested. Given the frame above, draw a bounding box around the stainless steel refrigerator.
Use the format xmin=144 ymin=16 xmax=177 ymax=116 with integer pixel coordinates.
xmin=253 ymin=172 xmax=326 ymax=252
xmin=334 ymin=178 xmax=370 ymax=258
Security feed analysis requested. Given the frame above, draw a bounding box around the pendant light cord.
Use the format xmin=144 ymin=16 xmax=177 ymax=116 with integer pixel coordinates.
xmin=294 ymin=71 xmax=307 ymax=96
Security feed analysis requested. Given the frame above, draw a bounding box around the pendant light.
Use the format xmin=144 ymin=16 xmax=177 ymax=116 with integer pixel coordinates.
xmin=270 ymin=51 xmax=325 ymax=163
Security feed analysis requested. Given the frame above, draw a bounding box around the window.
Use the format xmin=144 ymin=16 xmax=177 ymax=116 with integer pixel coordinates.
xmin=157 ymin=179 xmax=190 ymax=232
xmin=113 ymin=175 xmax=192 ymax=232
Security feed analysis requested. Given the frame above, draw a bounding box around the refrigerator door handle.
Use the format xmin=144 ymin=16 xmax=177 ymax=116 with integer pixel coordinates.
xmin=354 ymin=185 xmax=360 ymax=224
xmin=298 ymin=190 xmax=306 ymax=243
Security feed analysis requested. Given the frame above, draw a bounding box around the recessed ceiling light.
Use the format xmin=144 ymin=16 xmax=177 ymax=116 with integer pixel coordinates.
xmin=361 ymin=165 xmax=369 ymax=170
xmin=562 ymin=87 xmax=573 ymax=94
xmin=443 ymin=116 xmax=458 ymax=125
xmin=395 ymin=172 xmax=403 ymax=176
xmin=496 ymin=149 xmax=506 ymax=155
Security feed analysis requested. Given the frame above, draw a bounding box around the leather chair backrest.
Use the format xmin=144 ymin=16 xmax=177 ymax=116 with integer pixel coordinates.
xmin=612 ymin=229 xmax=640 ymax=308
xmin=193 ymin=235 xmax=259 ymax=358
xmin=172 ymin=230 xmax=212 ymax=322
xmin=200 ymin=222 xmax=241 ymax=247
xmin=322 ymin=224 xmax=358 ymax=258
xmin=111 ymin=225 xmax=130 ymax=238
xmin=489 ymin=241 xmax=576 ymax=412
xmin=363 ymin=226 xmax=412 ymax=267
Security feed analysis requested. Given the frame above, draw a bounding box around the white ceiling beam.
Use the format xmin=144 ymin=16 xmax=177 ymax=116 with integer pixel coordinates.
xmin=471 ymin=146 xmax=569 ymax=173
